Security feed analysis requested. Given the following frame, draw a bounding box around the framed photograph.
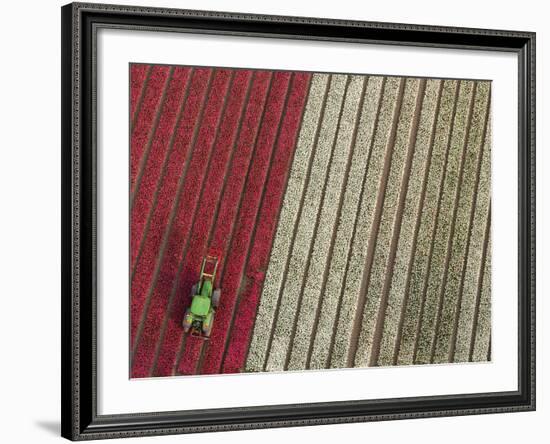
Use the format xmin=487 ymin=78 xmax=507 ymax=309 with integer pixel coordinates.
xmin=61 ymin=2 xmax=535 ymax=440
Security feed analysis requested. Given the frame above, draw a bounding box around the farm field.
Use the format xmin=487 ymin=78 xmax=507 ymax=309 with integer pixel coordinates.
xmin=130 ymin=64 xmax=492 ymax=378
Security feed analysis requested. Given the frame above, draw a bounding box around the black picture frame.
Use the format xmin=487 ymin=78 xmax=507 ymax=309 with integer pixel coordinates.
xmin=61 ymin=2 xmax=536 ymax=440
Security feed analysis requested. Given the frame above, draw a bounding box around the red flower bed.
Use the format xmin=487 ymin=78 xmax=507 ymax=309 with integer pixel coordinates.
xmin=130 ymin=67 xmax=309 ymax=377
xmin=173 ymin=71 xmax=273 ymax=376
xmin=131 ymin=70 xmax=232 ymax=378
xmin=130 ymin=64 xmax=149 ymax=124
xmin=197 ymin=71 xmax=293 ymax=375
xmin=130 ymin=69 xmax=211 ymax=349
xmin=151 ymin=70 xmax=260 ymax=377
xmin=130 ymin=66 xmax=170 ymax=193
xmin=130 ymin=67 xmax=192 ymax=271
xmin=222 ymin=72 xmax=311 ymax=374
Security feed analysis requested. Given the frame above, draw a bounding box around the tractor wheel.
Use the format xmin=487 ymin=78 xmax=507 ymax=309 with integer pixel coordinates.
xmin=191 ymin=284 xmax=198 ymax=297
xmin=212 ymin=289 xmax=221 ymax=307
xmin=182 ymin=309 xmax=192 ymax=333
xmin=202 ymin=313 xmax=214 ymax=337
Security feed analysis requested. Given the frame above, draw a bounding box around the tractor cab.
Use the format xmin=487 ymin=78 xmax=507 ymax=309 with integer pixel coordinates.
xmin=182 ymin=256 xmax=221 ymax=339
xmin=190 ymin=282 xmax=212 ymax=315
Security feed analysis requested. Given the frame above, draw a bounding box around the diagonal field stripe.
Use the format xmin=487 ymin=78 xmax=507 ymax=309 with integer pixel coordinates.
xmin=331 ymin=77 xmax=401 ymax=368
xmin=377 ymin=79 xmax=441 ymax=366
xmin=222 ymin=73 xmax=311 ymax=373
xmin=287 ymin=75 xmax=366 ymax=371
xmin=352 ymin=78 xmax=418 ymax=367
xmin=131 ymin=68 xmax=176 ymax=209
xmin=149 ymin=70 xmax=254 ymax=377
xmin=131 ymin=69 xmax=217 ymax=360
xmin=131 ymin=70 xmax=233 ymax=377
xmin=130 ymin=66 xmax=171 ymax=194
xmin=175 ymin=72 xmax=278 ymax=376
xmin=454 ymin=98 xmax=492 ymax=362
xmin=471 ymin=215 xmax=491 ymax=361
xmin=432 ymin=81 xmax=490 ymax=363
xmin=309 ymin=76 xmax=384 ymax=369
xmin=415 ymin=81 xmax=475 ymax=364
xmin=174 ymin=72 xmax=276 ymax=376
xmin=396 ymin=80 xmax=459 ymax=365
xmin=130 ymin=67 xmax=193 ymax=273
xmin=130 ymin=64 xmax=151 ymax=130
xmin=153 ymin=72 xmax=271 ymax=376
xmin=197 ymin=72 xmax=294 ymax=375
xmin=222 ymin=73 xmax=312 ymax=374
xmin=470 ymin=116 xmax=493 ymax=362
xmin=357 ymin=78 xmax=422 ymax=367
xmin=264 ymin=74 xmax=348 ymax=372
xmin=245 ymin=74 xmax=330 ymax=372
xmin=326 ymin=77 xmax=390 ymax=368
xmin=130 ymin=69 xmax=212 ymax=351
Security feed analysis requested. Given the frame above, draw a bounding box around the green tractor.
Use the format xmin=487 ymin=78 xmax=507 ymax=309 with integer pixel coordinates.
xmin=182 ymin=255 xmax=221 ymax=339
